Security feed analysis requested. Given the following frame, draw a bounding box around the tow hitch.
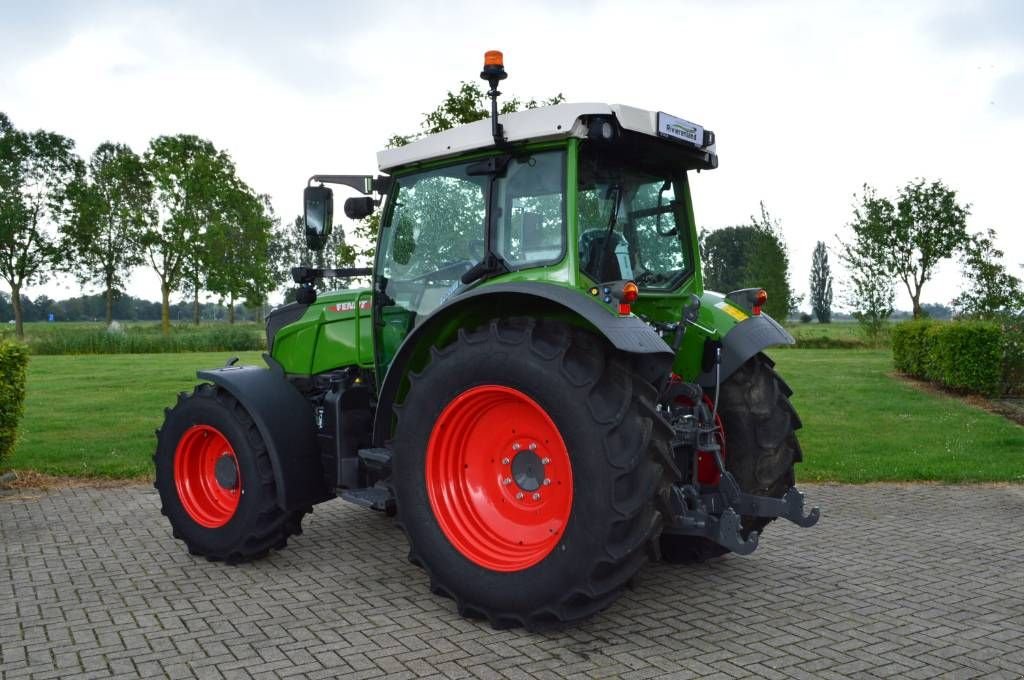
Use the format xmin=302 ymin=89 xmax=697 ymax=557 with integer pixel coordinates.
xmin=660 ymin=379 xmax=820 ymax=555
xmin=664 ymin=474 xmax=820 ymax=555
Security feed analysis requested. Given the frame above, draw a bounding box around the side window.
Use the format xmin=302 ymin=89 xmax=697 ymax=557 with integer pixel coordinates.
xmin=493 ymin=151 xmax=565 ymax=267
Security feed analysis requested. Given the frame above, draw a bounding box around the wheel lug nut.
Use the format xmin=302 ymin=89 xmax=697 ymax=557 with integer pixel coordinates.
xmin=543 ymin=478 xmax=551 ymax=486
xmin=512 ymin=442 xmax=521 ymax=450
xmin=541 ymin=457 xmax=550 ymax=465
xmin=516 ymin=492 xmax=524 ymax=499
xmin=503 ymin=477 xmax=512 ymax=485
xmin=529 ymin=442 xmax=538 ymax=450
xmin=532 ymin=493 xmax=541 ymax=500
xmin=502 ymin=457 xmax=510 ymax=465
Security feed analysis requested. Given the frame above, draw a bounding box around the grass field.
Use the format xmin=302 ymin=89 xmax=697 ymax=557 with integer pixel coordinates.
xmin=6 ymin=351 xmax=263 ymax=477
xmin=775 ymin=350 xmax=1024 ymax=482
xmin=0 ymin=321 xmax=264 ymax=355
xmin=784 ymin=320 xmax=892 ymax=348
xmin=4 ymin=349 xmax=1022 ymax=482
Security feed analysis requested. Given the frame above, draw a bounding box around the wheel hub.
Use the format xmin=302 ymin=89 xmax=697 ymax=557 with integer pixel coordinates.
xmin=214 ymin=453 xmax=239 ymax=490
xmin=511 ymin=450 xmax=543 ymax=491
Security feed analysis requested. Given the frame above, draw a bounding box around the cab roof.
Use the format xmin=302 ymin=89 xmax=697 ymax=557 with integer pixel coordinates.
xmin=376 ymin=103 xmax=718 ymax=174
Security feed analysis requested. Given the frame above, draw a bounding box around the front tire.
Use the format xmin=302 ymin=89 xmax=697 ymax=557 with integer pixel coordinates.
xmin=393 ymin=318 xmax=672 ymax=629
xmin=660 ymin=352 xmax=803 ymax=563
xmin=154 ymin=384 xmax=309 ymax=563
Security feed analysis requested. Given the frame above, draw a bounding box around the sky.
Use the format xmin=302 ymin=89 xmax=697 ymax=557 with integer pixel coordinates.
xmin=2 ymin=0 xmax=1022 ymax=311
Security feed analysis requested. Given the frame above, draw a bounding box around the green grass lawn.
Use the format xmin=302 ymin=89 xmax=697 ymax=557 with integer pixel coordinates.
xmin=773 ymin=349 xmax=1024 ymax=483
xmin=7 ymin=351 xmax=263 ymax=477
xmin=4 ymin=349 xmax=1022 ymax=482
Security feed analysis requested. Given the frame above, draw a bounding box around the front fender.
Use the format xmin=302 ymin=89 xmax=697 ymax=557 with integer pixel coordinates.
xmin=198 ymin=359 xmax=331 ymax=511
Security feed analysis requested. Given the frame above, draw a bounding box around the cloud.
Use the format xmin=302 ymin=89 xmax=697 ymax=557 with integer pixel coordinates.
xmin=927 ymin=0 xmax=1024 ymax=52
xmin=990 ymin=71 xmax=1024 ymax=117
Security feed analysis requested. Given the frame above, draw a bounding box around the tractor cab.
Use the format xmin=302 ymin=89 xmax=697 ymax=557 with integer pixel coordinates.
xmin=296 ymin=90 xmax=721 ymax=378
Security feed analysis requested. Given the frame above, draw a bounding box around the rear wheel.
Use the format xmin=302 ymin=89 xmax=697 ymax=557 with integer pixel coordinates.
xmin=154 ymin=384 xmax=309 ymax=563
xmin=660 ymin=352 xmax=802 ymax=563
xmin=393 ymin=318 xmax=672 ymax=629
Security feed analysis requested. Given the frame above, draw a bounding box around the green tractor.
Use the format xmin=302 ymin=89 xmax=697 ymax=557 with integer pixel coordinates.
xmin=155 ymin=52 xmax=818 ymax=629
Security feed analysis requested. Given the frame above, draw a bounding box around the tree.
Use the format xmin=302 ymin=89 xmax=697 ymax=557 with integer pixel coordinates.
xmin=388 ymin=81 xmax=565 ymax=147
xmin=847 ymin=180 xmax=969 ymax=319
xmin=699 ymin=203 xmax=795 ymax=319
xmin=809 ymin=241 xmax=833 ymax=323
xmin=68 ymin=142 xmax=152 ymax=325
xmin=142 ymin=135 xmax=240 ymax=334
xmin=340 ymin=83 xmax=566 ymax=267
xmin=206 ymin=190 xmax=279 ymax=323
xmin=0 ymin=113 xmax=84 ymax=337
xmin=951 ymin=228 xmax=1022 ymax=318
xmin=840 ymin=210 xmax=894 ymax=344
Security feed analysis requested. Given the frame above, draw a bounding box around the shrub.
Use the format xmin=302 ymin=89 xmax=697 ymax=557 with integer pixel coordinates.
xmin=1002 ymin=317 xmax=1024 ymax=397
xmin=893 ymin=320 xmax=1012 ymax=397
xmin=925 ymin=322 xmax=1002 ymax=396
xmin=0 ymin=341 xmax=29 ymax=467
xmin=892 ymin=320 xmax=933 ymax=375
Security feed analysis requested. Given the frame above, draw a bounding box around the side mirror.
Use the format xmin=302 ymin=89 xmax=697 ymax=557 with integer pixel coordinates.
xmin=303 ymin=185 xmax=333 ymax=251
xmin=344 ymin=196 xmax=376 ymax=220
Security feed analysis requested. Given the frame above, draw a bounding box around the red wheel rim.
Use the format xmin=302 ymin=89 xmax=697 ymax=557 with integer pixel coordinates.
xmin=426 ymin=385 xmax=574 ymax=572
xmin=174 ymin=424 xmax=241 ymax=528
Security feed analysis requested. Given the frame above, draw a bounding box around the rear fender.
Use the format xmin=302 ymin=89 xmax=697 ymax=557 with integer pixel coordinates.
xmin=198 ymin=357 xmax=331 ymax=511
xmin=372 ymin=281 xmax=675 ymax=446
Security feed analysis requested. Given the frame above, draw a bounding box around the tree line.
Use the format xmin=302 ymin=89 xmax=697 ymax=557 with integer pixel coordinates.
xmin=5 ymin=92 xmax=1018 ymax=342
xmin=0 ymin=290 xmax=266 ymax=324
xmin=0 ymin=112 xmax=331 ymax=338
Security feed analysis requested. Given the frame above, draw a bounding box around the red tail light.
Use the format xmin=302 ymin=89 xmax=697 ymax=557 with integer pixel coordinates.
xmin=753 ymin=289 xmax=767 ymax=315
xmin=618 ymin=281 xmax=639 ymax=315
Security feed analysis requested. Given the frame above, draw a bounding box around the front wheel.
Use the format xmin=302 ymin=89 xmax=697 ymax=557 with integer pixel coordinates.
xmin=392 ymin=318 xmax=672 ymax=629
xmin=154 ymin=384 xmax=309 ymax=563
xmin=660 ymin=352 xmax=803 ymax=563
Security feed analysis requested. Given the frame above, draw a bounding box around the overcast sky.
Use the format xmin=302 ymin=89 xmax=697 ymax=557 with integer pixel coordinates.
xmin=2 ymin=0 xmax=1021 ymax=310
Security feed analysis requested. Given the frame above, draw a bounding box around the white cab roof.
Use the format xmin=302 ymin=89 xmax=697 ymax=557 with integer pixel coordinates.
xmin=376 ymin=103 xmax=713 ymax=173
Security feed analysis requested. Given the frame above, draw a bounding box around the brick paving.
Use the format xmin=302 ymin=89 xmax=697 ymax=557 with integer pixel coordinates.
xmin=2 ymin=483 xmax=1023 ymax=679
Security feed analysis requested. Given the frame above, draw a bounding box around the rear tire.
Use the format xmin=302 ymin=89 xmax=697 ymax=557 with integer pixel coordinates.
xmin=660 ymin=352 xmax=802 ymax=563
xmin=392 ymin=318 xmax=672 ymax=629
xmin=154 ymin=383 xmax=309 ymax=563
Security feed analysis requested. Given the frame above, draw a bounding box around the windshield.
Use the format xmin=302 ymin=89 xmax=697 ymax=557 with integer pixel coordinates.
xmin=578 ymin=145 xmax=693 ymax=290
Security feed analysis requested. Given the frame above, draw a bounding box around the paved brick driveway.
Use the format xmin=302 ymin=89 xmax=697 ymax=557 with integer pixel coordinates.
xmin=2 ymin=483 xmax=1022 ymax=679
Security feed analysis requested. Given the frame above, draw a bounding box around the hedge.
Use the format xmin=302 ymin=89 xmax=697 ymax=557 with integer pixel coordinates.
xmin=0 ymin=341 xmax=29 ymax=467
xmin=892 ymin=319 xmax=1023 ymax=397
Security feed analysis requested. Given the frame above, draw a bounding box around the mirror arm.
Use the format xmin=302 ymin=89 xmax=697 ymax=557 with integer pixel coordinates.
xmin=308 ymin=175 xmax=393 ymax=196
xmin=291 ymin=267 xmax=373 ymax=285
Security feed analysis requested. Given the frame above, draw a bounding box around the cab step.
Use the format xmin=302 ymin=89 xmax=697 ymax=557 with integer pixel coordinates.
xmin=340 ymin=485 xmax=395 ymax=514
xmin=357 ymin=447 xmax=392 ymax=476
